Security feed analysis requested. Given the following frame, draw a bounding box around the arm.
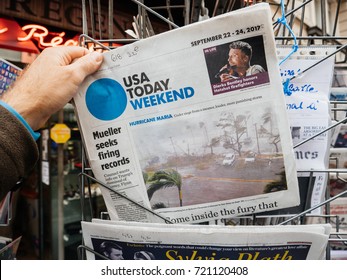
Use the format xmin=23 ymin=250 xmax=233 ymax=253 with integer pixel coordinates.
xmin=1 ymin=46 xmax=103 ymax=131
xmin=0 ymin=46 xmax=103 ymax=200
xmin=0 ymin=105 xmax=38 ymax=200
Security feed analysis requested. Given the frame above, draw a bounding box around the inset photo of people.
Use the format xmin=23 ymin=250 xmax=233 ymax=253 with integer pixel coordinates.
xmin=204 ymin=35 xmax=269 ymax=95
xmin=91 ymin=238 xmax=158 ymax=260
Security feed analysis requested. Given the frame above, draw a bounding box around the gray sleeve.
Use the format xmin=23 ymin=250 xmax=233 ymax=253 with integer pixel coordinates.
xmin=0 ymin=105 xmax=39 ymax=201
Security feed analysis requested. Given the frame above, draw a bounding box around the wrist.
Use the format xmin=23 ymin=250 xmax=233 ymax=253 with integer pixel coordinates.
xmin=0 ymin=100 xmax=41 ymax=141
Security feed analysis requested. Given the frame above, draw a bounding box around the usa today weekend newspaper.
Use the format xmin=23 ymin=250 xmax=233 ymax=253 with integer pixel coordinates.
xmin=73 ymin=3 xmax=299 ymax=224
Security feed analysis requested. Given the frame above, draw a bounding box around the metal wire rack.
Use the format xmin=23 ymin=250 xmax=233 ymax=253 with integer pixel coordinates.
xmin=75 ymin=0 xmax=347 ymax=260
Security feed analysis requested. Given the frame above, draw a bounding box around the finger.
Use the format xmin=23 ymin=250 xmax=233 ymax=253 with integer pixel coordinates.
xmin=40 ymin=46 xmax=89 ymax=65
xmin=68 ymin=51 xmax=103 ymax=79
xmin=62 ymin=46 xmax=90 ymax=61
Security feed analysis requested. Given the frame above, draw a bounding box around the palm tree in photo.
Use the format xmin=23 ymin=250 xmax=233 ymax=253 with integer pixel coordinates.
xmin=263 ymin=170 xmax=287 ymax=193
xmin=147 ymin=169 xmax=183 ymax=207
xmin=216 ymin=112 xmax=248 ymax=156
xmin=151 ymin=202 xmax=167 ymax=209
xmin=259 ymin=108 xmax=281 ymax=153
xmin=142 ymin=171 xmax=149 ymax=183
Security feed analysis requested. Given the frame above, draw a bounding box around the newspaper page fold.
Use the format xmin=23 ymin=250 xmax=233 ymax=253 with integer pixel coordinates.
xmin=74 ymin=3 xmax=299 ymax=223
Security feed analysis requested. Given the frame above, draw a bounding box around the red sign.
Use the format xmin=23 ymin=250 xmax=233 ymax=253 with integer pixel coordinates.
xmin=18 ymin=24 xmax=79 ymax=49
xmin=0 ymin=18 xmax=39 ymax=53
xmin=0 ymin=18 xmax=79 ymax=52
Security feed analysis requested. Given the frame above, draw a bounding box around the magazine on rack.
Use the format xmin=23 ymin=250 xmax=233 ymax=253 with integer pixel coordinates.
xmin=81 ymin=219 xmax=331 ymax=260
xmin=0 ymin=58 xmax=21 ymax=95
xmin=0 ymin=236 xmax=21 ymax=260
xmin=73 ymin=3 xmax=299 ymax=223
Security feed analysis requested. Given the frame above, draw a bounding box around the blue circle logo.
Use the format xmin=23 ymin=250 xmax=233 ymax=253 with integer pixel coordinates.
xmin=85 ymin=78 xmax=127 ymax=121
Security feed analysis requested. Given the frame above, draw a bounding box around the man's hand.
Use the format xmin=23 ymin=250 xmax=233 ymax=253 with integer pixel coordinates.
xmin=1 ymin=46 xmax=103 ymax=130
xmin=220 ymin=73 xmax=236 ymax=82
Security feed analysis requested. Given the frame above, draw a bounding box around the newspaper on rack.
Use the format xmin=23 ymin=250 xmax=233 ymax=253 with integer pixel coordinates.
xmin=73 ymin=3 xmax=299 ymax=223
xmin=276 ymin=46 xmax=336 ymax=215
xmin=81 ymin=219 xmax=331 ymax=260
xmin=310 ymin=196 xmax=347 ymax=250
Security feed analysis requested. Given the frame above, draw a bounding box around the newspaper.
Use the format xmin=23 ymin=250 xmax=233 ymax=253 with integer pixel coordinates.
xmin=310 ymin=197 xmax=347 ymax=250
xmin=81 ymin=219 xmax=331 ymax=260
xmin=277 ymin=46 xmax=335 ymax=215
xmin=74 ymin=3 xmax=299 ymax=223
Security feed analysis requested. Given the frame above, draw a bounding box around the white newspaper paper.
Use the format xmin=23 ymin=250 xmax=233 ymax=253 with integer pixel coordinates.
xmin=278 ymin=46 xmax=336 ymax=214
xmin=81 ymin=220 xmax=331 ymax=260
xmin=309 ymin=197 xmax=347 ymax=250
xmin=74 ymin=3 xmax=299 ymax=223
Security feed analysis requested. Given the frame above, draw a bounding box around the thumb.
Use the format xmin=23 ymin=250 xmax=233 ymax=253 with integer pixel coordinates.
xmin=70 ymin=51 xmax=103 ymax=78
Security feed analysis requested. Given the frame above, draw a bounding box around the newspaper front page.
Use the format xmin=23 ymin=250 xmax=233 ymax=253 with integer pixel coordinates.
xmin=277 ymin=46 xmax=335 ymax=215
xmin=81 ymin=220 xmax=331 ymax=260
xmin=74 ymin=3 xmax=299 ymax=223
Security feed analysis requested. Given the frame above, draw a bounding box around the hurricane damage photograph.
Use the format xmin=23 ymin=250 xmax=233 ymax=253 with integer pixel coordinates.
xmin=131 ymin=104 xmax=287 ymax=210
